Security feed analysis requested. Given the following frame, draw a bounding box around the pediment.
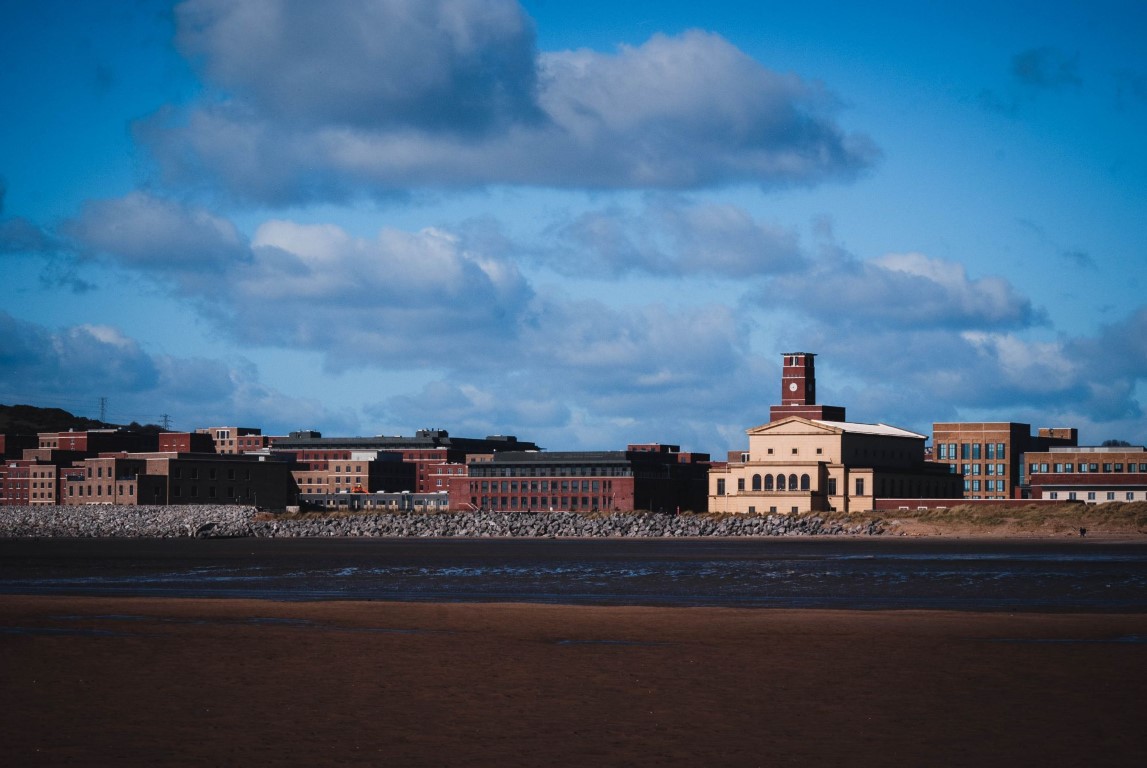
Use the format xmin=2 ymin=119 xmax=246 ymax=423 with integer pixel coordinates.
xmin=746 ymin=416 xmax=842 ymax=437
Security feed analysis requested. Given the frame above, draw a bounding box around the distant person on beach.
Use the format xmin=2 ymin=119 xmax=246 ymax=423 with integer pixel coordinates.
xmin=1079 ymin=527 xmax=1087 ymax=537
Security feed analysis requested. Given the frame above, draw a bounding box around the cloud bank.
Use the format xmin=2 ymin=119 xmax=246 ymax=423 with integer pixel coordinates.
xmin=138 ymin=0 xmax=877 ymax=202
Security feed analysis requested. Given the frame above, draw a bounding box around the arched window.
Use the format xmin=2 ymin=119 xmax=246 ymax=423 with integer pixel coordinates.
xmin=789 ymin=474 xmax=798 ymax=491
xmin=765 ymin=475 xmax=774 ymax=491
xmin=776 ymin=474 xmax=786 ymax=491
xmin=752 ymin=474 xmax=762 ymax=491
xmin=800 ymin=474 xmax=810 ymax=491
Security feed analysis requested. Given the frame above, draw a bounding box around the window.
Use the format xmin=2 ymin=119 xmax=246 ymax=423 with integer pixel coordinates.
xmin=1103 ymin=464 xmax=1113 ymax=473
xmin=961 ymin=443 xmax=970 ymax=459
xmin=717 ymin=478 xmax=725 ymax=495
xmin=1069 ymin=492 xmax=1077 ymax=500
xmin=789 ymin=474 xmax=798 ymax=490
xmin=971 ymin=444 xmax=981 ymax=459
xmin=1128 ymin=492 xmax=1136 ymax=501
xmin=986 ymin=443 xmax=996 ymax=460
xmin=855 ymin=478 xmax=865 ymax=496
xmin=737 ymin=478 xmax=745 ymax=491
xmin=800 ymin=474 xmax=810 ymax=491
xmin=972 ymin=480 xmax=981 ymax=492
xmin=816 ymin=448 xmax=823 ymax=455
xmin=997 ymin=444 xmax=1006 ymax=459
xmin=791 ymin=448 xmax=798 ymax=455
xmin=1087 ymin=492 xmax=1096 ymax=501
xmin=776 ymin=474 xmax=786 ymax=491
xmin=751 ymin=474 xmax=762 ymax=491
xmin=1115 ymin=464 xmax=1124 ymax=472
xmin=1107 ymin=492 xmax=1115 ymax=500
xmin=937 ymin=444 xmax=947 ymax=460
xmin=827 ymin=478 xmax=837 ymax=495
xmin=1049 ymin=492 xmax=1058 ymax=500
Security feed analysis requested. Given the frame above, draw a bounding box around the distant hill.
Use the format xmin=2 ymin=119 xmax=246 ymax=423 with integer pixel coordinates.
xmin=0 ymin=404 xmax=161 ymax=435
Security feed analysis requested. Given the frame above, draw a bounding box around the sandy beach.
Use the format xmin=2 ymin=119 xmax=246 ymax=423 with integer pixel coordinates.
xmin=2 ymin=596 xmax=1146 ymax=767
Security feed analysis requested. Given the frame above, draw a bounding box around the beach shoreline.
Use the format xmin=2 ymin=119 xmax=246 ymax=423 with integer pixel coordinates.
xmin=3 ymin=595 xmax=1146 ymax=767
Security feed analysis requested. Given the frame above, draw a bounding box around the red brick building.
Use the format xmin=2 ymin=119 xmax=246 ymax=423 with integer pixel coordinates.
xmin=447 ymin=444 xmax=711 ymax=513
xmin=196 ymin=427 xmax=275 ymax=454
xmin=932 ymin=423 xmax=1077 ymax=499
xmin=1024 ymin=445 xmax=1147 ymax=503
xmin=272 ymin=429 xmax=540 ymax=494
xmin=60 ymin=453 xmax=294 ymax=508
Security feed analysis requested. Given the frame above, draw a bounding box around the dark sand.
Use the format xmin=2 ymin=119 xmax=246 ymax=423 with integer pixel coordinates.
xmin=2 ymin=596 xmax=1146 ymax=767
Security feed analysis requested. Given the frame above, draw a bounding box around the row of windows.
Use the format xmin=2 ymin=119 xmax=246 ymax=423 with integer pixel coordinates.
xmin=949 ymin=463 xmax=1008 ymax=476
xmin=1048 ymin=491 xmax=1140 ymax=501
xmin=936 ymin=443 xmax=1007 ymax=460
xmin=171 ymin=485 xmax=241 ymax=499
xmin=474 ymin=495 xmax=612 ymax=510
xmin=471 ymin=466 xmax=632 ymax=478
xmin=1030 ymin=462 xmax=1147 ymax=474
xmin=965 ymin=479 xmax=1007 ymax=492
xmin=471 ymin=479 xmax=613 ymax=493
xmin=172 ymin=467 xmax=251 ymax=481
xmin=68 ymin=484 xmax=135 ymax=497
xmin=718 ymin=474 xmax=813 ymax=494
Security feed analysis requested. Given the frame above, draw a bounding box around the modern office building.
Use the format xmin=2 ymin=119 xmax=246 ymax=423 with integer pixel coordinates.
xmin=932 ymin=423 xmax=1077 ymax=499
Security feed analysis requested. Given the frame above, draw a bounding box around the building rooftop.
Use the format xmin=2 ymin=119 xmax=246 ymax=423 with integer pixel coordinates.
xmin=815 ymin=420 xmax=928 ymax=440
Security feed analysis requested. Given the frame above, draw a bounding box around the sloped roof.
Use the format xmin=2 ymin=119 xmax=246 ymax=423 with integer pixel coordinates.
xmin=814 ymin=420 xmax=926 ymax=439
xmin=746 ymin=416 xmax=925 ymax=440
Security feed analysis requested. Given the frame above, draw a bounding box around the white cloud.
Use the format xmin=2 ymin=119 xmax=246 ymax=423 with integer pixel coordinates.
xmin=141 ymin=3 xmax=876 ymax=202
xmin=768 ymin=249 xmax=1041 ymax=330
xmin=542 ymin=198 xmax=804 ymax=278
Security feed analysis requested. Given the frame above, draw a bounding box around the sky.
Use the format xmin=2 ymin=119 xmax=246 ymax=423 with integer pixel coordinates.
xmin=1 ymin=0 xmax=1145 ymax=454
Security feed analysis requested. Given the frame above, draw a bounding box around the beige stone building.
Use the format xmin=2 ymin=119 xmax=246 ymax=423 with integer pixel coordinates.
xmin=710 ymin=353 xmax=961 ymax=515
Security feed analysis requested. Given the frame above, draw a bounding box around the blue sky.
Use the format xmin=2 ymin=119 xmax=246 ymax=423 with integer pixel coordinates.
xmin=2 ymin=0 xmax=1145 ymax=453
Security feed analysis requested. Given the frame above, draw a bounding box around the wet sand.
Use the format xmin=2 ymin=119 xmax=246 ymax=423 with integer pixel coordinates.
xmin=2 ymin=596 xmax=1146 ymax=767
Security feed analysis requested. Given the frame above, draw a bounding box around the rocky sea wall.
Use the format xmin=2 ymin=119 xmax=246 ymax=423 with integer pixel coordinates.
xmin=0 ymin=505 xmax=884 ymax=538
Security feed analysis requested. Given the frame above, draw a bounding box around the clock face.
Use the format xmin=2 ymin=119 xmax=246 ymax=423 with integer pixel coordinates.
xmin=788 ymin=382 xmax=798 ymax=392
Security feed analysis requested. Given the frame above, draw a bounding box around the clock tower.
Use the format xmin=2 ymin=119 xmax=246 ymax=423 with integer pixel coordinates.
xmin=769 ymin=352 xmax=846 ymax=422
xmin=781 ymin=353 xmax=816 ymax=406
